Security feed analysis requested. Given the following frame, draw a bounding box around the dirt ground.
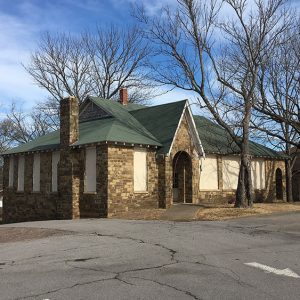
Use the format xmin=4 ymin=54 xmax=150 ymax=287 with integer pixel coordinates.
xmin=0 ymin=227 xmax=71 ymax=243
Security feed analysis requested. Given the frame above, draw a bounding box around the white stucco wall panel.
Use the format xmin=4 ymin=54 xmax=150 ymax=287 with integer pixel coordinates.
xmin=52 ymin=151 xmax=60 ymax=192
xmin=200 ymin=156 xmax=219 ymax=190
xmin=222 ymin=156 xmax=240 ymax=190
xmin=17 ymin=156 xmax=25 ymax=191
xmin=134 ymin=148 xmax=147 ymax=192
xmin=33 ymin=153 xmax=40 ymax=192
xmin=85 ymin=147 xmax=97 ymax=192
xmin=8 ymin=156 xmax=14 ymax=187
xmin=251 ymin=159 xmax=265 ymax=190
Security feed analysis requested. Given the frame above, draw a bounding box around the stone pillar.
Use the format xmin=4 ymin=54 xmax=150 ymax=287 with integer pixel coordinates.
xmin=157 ymin=155 xmax=172 ymax=208
xmin=191 ymin=156 xmax=200 ymax=204
xmin=57 ymin=96 xmax=80 ymax=219
xmin=165 ymin=156 xmax=173 ymax=208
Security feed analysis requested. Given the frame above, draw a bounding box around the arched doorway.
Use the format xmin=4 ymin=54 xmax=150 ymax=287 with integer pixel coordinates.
xmin=276 ymin=168 xmax=283 ymax=200
xmin=172 ymin=151 xmax=192 ymax=203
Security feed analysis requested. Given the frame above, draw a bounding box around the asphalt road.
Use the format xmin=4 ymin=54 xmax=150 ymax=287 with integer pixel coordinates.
xmin=1 ymin=212 xmax=300 ymax=300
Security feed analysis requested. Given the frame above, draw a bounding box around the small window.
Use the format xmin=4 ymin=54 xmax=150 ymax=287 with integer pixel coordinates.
xmin=17 ymin=156 xmax=25 ymax=191
xmin=134 ymin=149 xmax=147 ymax=192
xmin=84 ymin=147 xmax=97 ymax=192
xmin=52 ymin=151 xmax=60 ymax=192
xmin=33 ymin=153 xmax=40 ymax=192
xmin=8 ymin=157 xmax=14 ymax=187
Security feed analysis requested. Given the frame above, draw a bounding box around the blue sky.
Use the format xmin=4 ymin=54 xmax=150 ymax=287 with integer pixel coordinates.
xmin=0 ymin=0 xmax=299 ymax=117
xmin=0 ymin=0 xmax=189 ymax=117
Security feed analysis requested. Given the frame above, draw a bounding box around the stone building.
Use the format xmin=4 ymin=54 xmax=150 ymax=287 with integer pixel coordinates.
xmin=1 ymin=89 xmax=287 ymax=223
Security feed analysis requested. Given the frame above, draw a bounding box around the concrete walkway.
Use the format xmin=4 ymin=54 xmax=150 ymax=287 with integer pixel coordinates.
xmin=161 ymin=204 xmax=201 ymax=221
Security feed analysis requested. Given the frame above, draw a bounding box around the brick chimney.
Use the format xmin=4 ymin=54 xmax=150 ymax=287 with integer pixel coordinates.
xmin=119 ymin=87 xmax=128 ymax=105
xmin=60 ymin=96 xmax=79 ymax=148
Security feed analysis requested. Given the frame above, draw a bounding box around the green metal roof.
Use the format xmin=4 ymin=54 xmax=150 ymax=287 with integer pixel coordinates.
xmin=73 ymin=117 xmax=161 ymax=147
xmin=130 ymin=100 xmax=187 ymax=154
xmin=194 ymin=115 xmax=286 ymax=159
xmin=3 ymin=130 xmax=60 ymax=154
xmin=89 ymin=97 xmax=159 ymax=144
xmin=2 ymin=97 xmax=286 ymax=159
xmin=4 ymin=117 xmax=161 ymax=155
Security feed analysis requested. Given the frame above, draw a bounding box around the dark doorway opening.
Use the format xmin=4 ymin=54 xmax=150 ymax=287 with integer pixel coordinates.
xmin=276 ymin=168 xmax=283 ymax=200
xmin=172 ymin=151 xmax=192 ymax=203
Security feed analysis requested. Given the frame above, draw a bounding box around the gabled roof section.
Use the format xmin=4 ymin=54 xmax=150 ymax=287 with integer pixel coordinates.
xmin=89 ymin=97 xmax=160 ymax=145
xmin=72 ymin=118 xmax=161 ymax=147
xmin=130 ymin=100 xmax=187 ymax=154
xmin=194 ymin=115 xmax=287 ymax=159
xmin=79 ymin=99 xmax=111 ymax=122
xmin=4 ymin=116 xmax=162 ymax=155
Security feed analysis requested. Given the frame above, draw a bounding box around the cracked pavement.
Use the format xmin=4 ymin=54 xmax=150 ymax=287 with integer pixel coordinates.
xmin=1 ymin=212 xmax=300 ymax=299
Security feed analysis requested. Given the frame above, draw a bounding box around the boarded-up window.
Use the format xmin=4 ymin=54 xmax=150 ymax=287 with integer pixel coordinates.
xmin=33 ymin=153 xmax=40 ymax=192
xmin=17 ymin=156 xmax=25 ymax=191
xmin=52 ymin=151 xmax=60 ymax=192
xmin=251 ymin=159 xmax=265 ymax=189
xmin=8 ymin=157 xmax=14 ymax=187
xmin=200 ymin=156 xmax=219 ymax=190
xmin=134 ymin=149 xmax=147 ymax=192
xmin=222 ymin=156 xmax=240 ymax=190
xmin=84 ymin=147 xmax=96 ymax=192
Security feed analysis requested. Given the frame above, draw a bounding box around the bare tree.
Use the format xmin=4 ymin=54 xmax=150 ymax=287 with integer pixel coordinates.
xmin=135 ymin=0 xmax=291 ymax=207
xmin=0 ymin=103 xmax=53 ymax=150
xmin=25 ymin=25 xmax=157 ymax=107
xmin=25 ymin=32 xmax=92 ymax=104
xmin=253 ymin=24 xmax=300 ymax=202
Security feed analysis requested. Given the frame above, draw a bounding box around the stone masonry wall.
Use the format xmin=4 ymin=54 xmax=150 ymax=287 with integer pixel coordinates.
xmin=159 ymin=115 xmax=200 ymax=208
xmin=107 ymin=145 xmax=158 ymax=216
xmin=79 ymin=145 xmax=108 ymax=218
xmin=2 ymin=153 xmax=58 ymax=223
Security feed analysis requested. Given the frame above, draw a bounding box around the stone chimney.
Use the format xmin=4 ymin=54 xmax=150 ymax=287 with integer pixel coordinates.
xmin=57 ymin=96 xmax=80 ymax=220
xmin=60 ymin=96 xmax=79 ymax=148
xmin=119 ymin=87 xmax=128 ymax=105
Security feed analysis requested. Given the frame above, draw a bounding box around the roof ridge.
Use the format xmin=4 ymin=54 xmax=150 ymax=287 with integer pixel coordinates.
xmin=131 ymin=99 xmax=188 ymax=113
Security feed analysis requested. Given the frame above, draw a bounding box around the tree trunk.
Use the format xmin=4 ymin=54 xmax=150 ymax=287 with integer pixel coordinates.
xmin=285 ymin=159 xmax=293 ymax=202
xmin=235 ymin=152 xmax=254 ymax=207
xmin=235 ymin=104 xmax=254 ymax=208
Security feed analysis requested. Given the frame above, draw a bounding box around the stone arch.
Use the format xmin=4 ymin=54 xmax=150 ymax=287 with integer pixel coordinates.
xmin=172 ymin=151 xmax=193 ymax=203
xmin=275 ymin=168 xmax=283 ymax=200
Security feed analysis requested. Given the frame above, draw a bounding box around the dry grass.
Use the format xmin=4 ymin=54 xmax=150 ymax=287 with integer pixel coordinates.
xmin=111 ymin=208 xmax=166 ymax=220
xmin=111 ymin=203 xmax=300 ymax=221
xmin=196 ymin=202 xmax=300 ymax=221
